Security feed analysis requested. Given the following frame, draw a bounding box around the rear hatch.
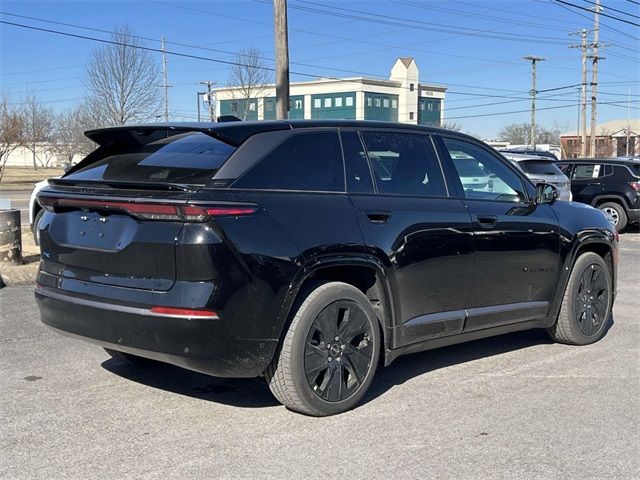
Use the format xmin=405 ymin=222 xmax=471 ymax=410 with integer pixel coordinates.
xmin=38 ymin=127 xmax=238 ymax=291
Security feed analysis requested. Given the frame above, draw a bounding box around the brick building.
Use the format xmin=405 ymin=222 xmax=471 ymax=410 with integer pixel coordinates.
xmin=560 ymin=119 xmax=639 ymax=159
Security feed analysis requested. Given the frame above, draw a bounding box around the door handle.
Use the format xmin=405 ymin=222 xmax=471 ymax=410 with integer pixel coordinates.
xmin=365 ymin=211 xmax=391 ymax=224
xmin=476 ymin=215 xmax=498 ymax=228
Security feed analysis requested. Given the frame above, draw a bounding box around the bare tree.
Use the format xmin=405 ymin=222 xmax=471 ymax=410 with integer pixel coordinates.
xmin=499 ymin=122 xmax=565 ymax=145
xmin=498 ymin=122 xmax=531 ymax=144
xmin=20 ymin=93 xmax=55 ymax=170
xmin=54 ymin=106 xmax=97 ymax=165
xmin=85 ymin=25 xmax=161 ymax=126
xmin=0 ymin=95 xmax=25 ymax=183
xmin=441 ymin=120 xmax=462 ymax=132
xmin=227 ymin=47 xmax=272 ymax=120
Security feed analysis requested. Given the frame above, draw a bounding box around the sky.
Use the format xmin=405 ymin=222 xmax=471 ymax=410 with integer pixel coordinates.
xmin=1 ymin=0 xmax=639 ymax=139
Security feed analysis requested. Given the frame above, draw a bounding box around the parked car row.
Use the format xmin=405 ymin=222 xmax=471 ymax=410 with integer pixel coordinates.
xmin=33 ymin=120 xmax=617 ymax=415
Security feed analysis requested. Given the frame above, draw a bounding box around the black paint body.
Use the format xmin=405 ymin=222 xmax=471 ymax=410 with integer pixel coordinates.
xmin=36 ymin=121 xmax=617 ymax=377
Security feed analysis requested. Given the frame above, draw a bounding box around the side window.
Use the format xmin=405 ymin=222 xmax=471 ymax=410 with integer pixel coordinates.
xmin=442 ymin=137 xmax=525 ymax=202
xmin=233 ymin=132 xmax=344 ymax=192
xmin=360 ymin=131 xmax=447 ymax=197
xmin=572 ymin=164 xmax=604 ymax=179
xmin=342 ymin=131 xmax=374 ymax=193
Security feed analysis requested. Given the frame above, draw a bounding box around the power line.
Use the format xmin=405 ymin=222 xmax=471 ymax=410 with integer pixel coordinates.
xmin=551 ymin=0 xmax=640 ymax=26
xmin=582 ymin=0 xmax=640 ymax=20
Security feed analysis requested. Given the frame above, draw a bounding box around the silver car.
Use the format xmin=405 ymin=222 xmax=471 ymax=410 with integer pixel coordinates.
xmin=501 ymin=153 xmax=572 ymax=201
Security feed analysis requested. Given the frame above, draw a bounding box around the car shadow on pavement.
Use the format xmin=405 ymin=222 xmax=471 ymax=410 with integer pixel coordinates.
xmin=102 ymin=325 xmax=604 ymax=411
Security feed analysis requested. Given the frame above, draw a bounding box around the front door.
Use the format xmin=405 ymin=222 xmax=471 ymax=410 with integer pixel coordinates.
xmin=437 ymin=135 xmax=561 ymax=332
xmin=342 ymin=129 xmax=474 ymax=348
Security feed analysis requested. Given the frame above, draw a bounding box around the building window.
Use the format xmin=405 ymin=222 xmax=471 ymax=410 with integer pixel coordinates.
xmin=419 ymin=102 xmax=425 ymax=111
xmin=427 ymin=103 xmax=433 ymax=111
xmin=324 ymin=98 xmax=332 ymax=108
xmin=294 ymin=99 xmax=303 ymax=109
xmin=249 ymin=102 xmax=256 ymax=111
xmin=367 ymin=97 xmax=372 ymax=107
xmin=409 ymin=112 xmax=414 ymax=120
xmin=231 ymin=102 xmax=238 ymax=112
xmin=265 ymin=102 xmax=274 ymax=112
xmin=391 ymin=99 xmax=397 ymax=108
xmin=596 ymin=138 xmax=605 ymax=147
xmin=346 ymin=96 xmax=353 ymax=107
xmin=383 ymin=98 xmax=390 ymax=108
xmin=335 ymin=97 xmax=343 ymax=108
xmin=410 ymin=83 xmax=415 ymax=92
xmin=375 ymin=98 xmax=381 ymax=107
xmin=314 ymin=98 xmax=321 ymax=108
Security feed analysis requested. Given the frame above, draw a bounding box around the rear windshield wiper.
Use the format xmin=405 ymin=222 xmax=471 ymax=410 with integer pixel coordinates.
xmin=49 ymin=179 xmax=197 ymax=192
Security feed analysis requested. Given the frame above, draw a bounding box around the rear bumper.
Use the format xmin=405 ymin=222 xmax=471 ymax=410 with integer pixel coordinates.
xmin=35 ymin=286 xmax=277 ymax=378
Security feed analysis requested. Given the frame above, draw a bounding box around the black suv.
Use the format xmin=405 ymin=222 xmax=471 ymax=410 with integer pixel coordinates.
xmin=36 ymin=121 xmax=617 ymax=416
xmin=556 ymin=158 xmax=640 ymax=231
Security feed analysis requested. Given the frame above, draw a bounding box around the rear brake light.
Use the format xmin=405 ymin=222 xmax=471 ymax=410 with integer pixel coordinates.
xmin=630 ymin=182 xmax=640 ymax=192
xmin=38 ymin=197 xmax=256 ymax=222
xmin=149 ymin=306 xmax=219 ymax=318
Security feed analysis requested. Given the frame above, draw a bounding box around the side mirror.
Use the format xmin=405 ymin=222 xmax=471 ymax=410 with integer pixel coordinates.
xmin=536 ymin=183 xmax=558 ymax=204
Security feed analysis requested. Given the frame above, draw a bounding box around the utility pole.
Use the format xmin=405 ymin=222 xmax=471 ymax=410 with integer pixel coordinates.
xmin=161 ymin=37 xmax=171 ymax=122
xmin=274 ymin=0 xmax=290 ymax=119
xmin=199 ymin=81 xmax=216 ymax=121
xmin=627 ymin=89 xmax=631 ymax=157
xmin=570 ymin=29 xmax=589 ymax=157
xmin=589 ymin=0 xmax=601 ymax=156
xmin=523 ymin=56 xmax=546 ymax=150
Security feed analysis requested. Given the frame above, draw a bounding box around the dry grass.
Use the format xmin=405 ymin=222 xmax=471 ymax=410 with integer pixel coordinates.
xmin=0 ymin=167 xmax=65 ymax=191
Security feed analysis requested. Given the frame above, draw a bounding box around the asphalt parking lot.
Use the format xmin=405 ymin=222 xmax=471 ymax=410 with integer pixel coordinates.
xmin=1 ymin=234 xmax=638 ymax=479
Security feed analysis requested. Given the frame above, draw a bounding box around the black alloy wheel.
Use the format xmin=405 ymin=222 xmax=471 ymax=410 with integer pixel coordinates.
xmin=304 ymin=300 xmax=374 ymax=402
xmin=548 ymin=252 xmax=612 ymax=345
xmin=266 ymin=282 xmax=381 ymax=416
xmin=573 ymin=263 xmax=609 ymax=337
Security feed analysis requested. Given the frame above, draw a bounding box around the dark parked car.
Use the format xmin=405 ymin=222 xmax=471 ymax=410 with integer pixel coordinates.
xmin=35 ymin=121 xmax=617 ymax=416
xmin=499 ymin=148 xmax=559 ymax=161
xmin=556 ymin=158 xmax=640 ymax=231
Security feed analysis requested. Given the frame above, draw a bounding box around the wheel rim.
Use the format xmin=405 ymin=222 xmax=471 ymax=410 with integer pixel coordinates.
xmin=602 ymin=207 xmax=619 ymax=225
xmin=304 ymin=300 xmax=374 ymax=402
xmin=574 ymin=263 xmax=609 ymax=336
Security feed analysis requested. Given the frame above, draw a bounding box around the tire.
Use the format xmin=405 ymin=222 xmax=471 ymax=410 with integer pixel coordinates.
xmin=104 ymin=348 xmax=157 ymax=367
xmin=32 ymin=209 xmax=44 ymax=246
xmin=266 ymin=282 xmax=381 ymax=416
xmin=598 ymin=202 xmax=627 ymax=231
xmin=548 ymin=252 xmax=612 ymax=345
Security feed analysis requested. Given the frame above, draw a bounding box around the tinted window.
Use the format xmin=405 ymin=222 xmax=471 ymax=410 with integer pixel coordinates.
xmin=342 ymin=131 xmax=374 ymax=193
xmin=233 ymin=132 xmax=344 ymax=192
xmin=518 ymin=160 xmax=564 ymax=175
xmin=557 ymin=163 xmax=571 ymax=174
xmin=628 ymin=164 xmax=640 ymax=177
xmin=572 ymin=164 xmax=605 ymax=179
xmin=360 ymin=132 xmax=446 ymax=197
xmin=442 ymin=137 xmax=525 ymax=202
xmin=66 ymin=132 xmax=236 ymax=185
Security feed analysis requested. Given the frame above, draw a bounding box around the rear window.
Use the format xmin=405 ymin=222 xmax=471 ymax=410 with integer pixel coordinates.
xmin=629 ymin=164 xmax=640 ymax=177
xmin=518 ymin=160 xmax=563 ymax=175
xmin=65 ymin=132 xmax=236 ymax=185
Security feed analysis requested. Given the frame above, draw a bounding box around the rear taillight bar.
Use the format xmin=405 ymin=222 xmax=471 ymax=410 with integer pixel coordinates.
xmin=38 ymin=197 xmax=257 ymax=222
xmin=630 ymin=181 xmax=640 ymax=192
xmin=149 ymin=306 xmax=219 ymax=319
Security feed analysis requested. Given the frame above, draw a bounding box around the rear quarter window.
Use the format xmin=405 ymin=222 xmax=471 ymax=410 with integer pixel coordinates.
xmin=232 ymin=131 xmax=344 ymax=192
xmin=65 ymin=132 xmax=236 ymax=185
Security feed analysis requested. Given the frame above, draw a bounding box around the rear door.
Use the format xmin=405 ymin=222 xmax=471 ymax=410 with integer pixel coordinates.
xmin=344 ymin=129 xmax=473 ymax=347
xmin=436 ymin=135 xmax=561 ymax=331
xmin=38 ymin=130 xmax=237 ymax=291
xmin=569 ymin=163 xmax=610 ymax=204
